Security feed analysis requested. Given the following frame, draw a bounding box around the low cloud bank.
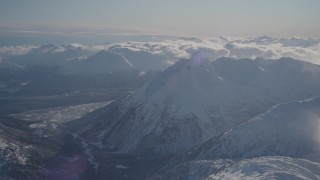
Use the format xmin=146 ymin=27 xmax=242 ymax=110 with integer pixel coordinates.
xmin=1 ymin=36 xmax=320 ymax=64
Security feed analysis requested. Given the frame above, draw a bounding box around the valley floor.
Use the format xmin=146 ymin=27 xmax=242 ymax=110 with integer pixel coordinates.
xmin=0 ymin=89 xmax=139 ymax=179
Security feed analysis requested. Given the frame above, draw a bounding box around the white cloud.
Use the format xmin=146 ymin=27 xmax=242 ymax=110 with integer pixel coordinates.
xmin=0 ymin=45 xmax=36 ymax=59
xmin=109 ymin=38 xmax=229 ymax=60
xmin=2 ymin=36 xmax=320 ymax=65
xmin=107 ymin=36 xmax=320 ymax=64
xmin=225 ymin=37 xmax=320 ymax=64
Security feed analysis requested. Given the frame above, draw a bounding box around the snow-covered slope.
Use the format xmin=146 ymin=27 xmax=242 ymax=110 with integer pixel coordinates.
xmin=75 ymin=55 xmax=320 ymax=157
xmin=149 ymin=96 xmax=320 ymax=179
xmin=212 ymin=157 xmax=320 ymax=180
xmin=149 ymin=156 xmax=320 ymax=180
xmin=192 ymin=96 xmax=320 ymax=161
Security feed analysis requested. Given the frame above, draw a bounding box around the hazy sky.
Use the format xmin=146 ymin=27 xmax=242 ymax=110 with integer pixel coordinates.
xmin=0 ymin=0 xmax=319 ymax=44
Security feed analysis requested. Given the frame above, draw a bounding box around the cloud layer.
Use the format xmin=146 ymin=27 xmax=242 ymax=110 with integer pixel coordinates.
xmin=108 ymin=36 xmax=320 ymax=64
xmin=0 ymin=45 xmax=36 ymax=61
xmin=1 ymin=36 xmax=320 ymax=65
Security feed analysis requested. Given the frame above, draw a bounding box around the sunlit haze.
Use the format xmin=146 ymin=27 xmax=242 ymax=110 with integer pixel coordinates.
xmin=0 ymin=0 xmax=320 ymax=45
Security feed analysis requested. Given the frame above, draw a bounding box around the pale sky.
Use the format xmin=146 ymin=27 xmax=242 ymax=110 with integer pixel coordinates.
xmin=0 ymin=0 xmax=319 ymax=44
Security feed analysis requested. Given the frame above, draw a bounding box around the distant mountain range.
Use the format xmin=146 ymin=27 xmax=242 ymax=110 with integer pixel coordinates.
xmin=0 ymin=44 xmax=173 ymax=95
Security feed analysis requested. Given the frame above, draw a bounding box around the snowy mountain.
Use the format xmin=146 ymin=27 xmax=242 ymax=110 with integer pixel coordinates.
xmin=73 ymin=55 xmax=320 ymax=158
